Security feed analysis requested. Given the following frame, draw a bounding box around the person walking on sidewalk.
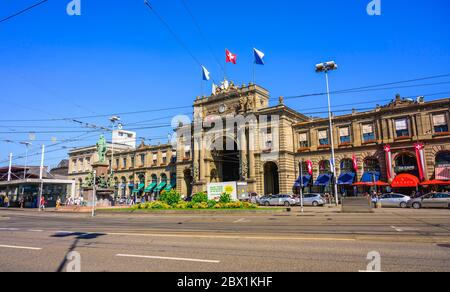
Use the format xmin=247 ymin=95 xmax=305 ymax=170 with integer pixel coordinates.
xmin=40 ymin=197 xmax=46 ymax=211
xmin=4 ymin=196 xmax=10 ymax=208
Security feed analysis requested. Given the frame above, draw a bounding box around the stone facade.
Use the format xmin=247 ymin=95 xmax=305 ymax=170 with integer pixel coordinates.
xmin=68 ymin=85 xmax=450 ymax=198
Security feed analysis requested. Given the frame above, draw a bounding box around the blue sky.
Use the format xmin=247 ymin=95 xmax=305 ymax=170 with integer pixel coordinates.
xmin=0 ymin=0 xmax=449 ymax=167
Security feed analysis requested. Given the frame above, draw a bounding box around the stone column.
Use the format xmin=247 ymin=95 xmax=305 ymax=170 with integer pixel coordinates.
xmin=239 ymin=130 xmax=248 ymax=180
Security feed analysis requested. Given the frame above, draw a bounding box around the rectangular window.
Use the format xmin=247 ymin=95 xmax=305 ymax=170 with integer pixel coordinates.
xmin=395 ymin=119 xmax=410 ymax=138
xmin=184 ymin=146 xmax=191 ymax=159
xmin=153 ymin=153 xmax=158 ymax=165
xmin=122 ymin=157 xmax=127 ymax=169
xmin=72 ymin=160 xmax=77 ymax=173
xmin=299 ymin=132 xmax=309 ymax=148
xmin=131 ymin=156 xmax=135 ymax=168
xmin=318 ymin=130 xmax=329 ymax=146
xmin=433 ymin=114 xmax=449 ymax=133
xmin=115 ymin=159 xmax=119 ymax=169
xmin=140 ymin=154 xmax=146 ymax=165
xmin=362 ymin=124 xmax=376 ymax=143
xmin=171 ymin=151 xmax=177 ymax=163
xmin=162 ymin=152 xmax=167 ymax=164
xmin=339 ymin=127 xmax=351 ymax=144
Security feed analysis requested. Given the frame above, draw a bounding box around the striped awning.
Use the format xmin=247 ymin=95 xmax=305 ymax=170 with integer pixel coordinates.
xmin=435 ymin=167 xmax=450 ymax=181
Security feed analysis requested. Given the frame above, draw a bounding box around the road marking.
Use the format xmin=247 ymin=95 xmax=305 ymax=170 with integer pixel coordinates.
xmin=391 ymin=226 xmax=403 ymax=232
xmin=28 ymin=229 xmax=44 ymax=232
xmin=233 ymin=218 xmax=248 ymax=223
xmin=0 ymin=228 xmax=19 ymax=231
xmin=116 ymin=254 xmax=220 ymax=264
xmin=0 ymin=244 xmax=42 ymax=251
xmin=107 ymin=232 xmax=355 ymax=242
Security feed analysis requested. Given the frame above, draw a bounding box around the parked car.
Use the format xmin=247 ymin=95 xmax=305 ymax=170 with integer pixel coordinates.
xmin=407 ymin=192 xmax=450 ymax=209
xmin=372 ymin=194 xmax=411 ymax=208
xmin=259 ymin=195 xmax=296 ymax=207
xmin=296 ymin=194 xmax=326 ymax=207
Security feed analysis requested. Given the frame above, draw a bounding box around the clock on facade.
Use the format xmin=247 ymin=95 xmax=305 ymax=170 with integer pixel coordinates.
xmin=218 ymin=104 xmax=226 ymax=114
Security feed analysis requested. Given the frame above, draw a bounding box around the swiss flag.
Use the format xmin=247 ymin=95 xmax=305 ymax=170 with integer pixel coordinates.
xmin=226 ymin=49 xmax=237 ymax=64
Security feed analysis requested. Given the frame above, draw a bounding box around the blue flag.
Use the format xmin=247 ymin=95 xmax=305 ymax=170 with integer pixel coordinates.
xmin=201 ymin=66 xmax=210 ymax=81
xmin=254 ymin=48 xmax=265 ymax=65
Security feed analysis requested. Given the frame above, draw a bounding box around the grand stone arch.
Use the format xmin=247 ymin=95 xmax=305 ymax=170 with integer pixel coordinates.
xmin=263 ymin=161 xmax=280 ymax=195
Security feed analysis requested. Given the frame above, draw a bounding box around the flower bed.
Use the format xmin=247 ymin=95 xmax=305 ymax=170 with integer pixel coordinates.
xmin=132 ymin=191 xmax=258 ymax=210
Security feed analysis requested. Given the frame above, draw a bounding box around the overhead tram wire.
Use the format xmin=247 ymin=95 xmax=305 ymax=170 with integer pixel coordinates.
xmin=283 ymin=73 xmax=450 ymax=100
xmin=144 ymin=0 xmax=201 ymax=67
xmin=0 ymin=0 xmax=49 ymax=24
xmin=0 ymin=74 xmax=448 ymax=123
xmin=180 ymin=0 xmax=225 ymax=74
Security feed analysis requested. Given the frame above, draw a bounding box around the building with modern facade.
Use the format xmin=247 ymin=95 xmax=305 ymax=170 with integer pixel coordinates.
xmin=0 ymin=165 xmax=75 ymax=208
xmin=68 ymin=83 xmax=450 ymax=199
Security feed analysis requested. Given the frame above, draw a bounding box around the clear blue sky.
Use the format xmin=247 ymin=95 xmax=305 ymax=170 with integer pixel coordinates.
xmin=0 ymin=0 xmax=449 ymax=167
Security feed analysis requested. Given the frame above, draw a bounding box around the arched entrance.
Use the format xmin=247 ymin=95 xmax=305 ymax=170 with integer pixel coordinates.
xmin=338 ymin=158 xmax=356 ymax=196
xmin=264 ymin=162 xmax=279 ymax=195
xmin=395 ymin=153 xmax=419 ymax=178
xmin=183 ymin=169 xmax=193 ymax=197
xmin=211 ymin=139 xmax=240 ymax=182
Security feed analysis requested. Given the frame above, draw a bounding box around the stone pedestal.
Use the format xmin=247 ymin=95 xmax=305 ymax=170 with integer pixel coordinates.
xmin=92 ymin=162 xmax=109 ymax=177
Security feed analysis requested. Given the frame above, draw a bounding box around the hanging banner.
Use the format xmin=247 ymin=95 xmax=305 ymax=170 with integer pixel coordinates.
xmin=414 ymin=143 xmax=426 ymax=181
xmin=306 ymin=160 xmax=313 ymax=176
xmin=352 ymin=154 xmax=358 ymax=172
xmin=384 ymin=145 xmax=394 ymax=181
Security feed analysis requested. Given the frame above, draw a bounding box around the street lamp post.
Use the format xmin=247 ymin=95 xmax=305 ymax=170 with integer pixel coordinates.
xmin=299 ymin=160 xmax=304 ymax=213
xmin=316 ymin=61 xmax=339 ymax=206
xmin=19 ymin=142 xmax=32 ymax=180
xmin=109 ymin=116 xmax=121 ymax=176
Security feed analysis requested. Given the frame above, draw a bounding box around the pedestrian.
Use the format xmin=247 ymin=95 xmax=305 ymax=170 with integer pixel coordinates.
xmin=56 ymin=197 xmax=61 ymax=210
xmin=19 ymin=197 xmax=24 ymax=209
xmin=4 ymin=196 xmax=10 ymax=208
xmin=40 ymin=196 xmax=46 ymax=211
xmin=0 ymin=195 xmax=3 ymax=207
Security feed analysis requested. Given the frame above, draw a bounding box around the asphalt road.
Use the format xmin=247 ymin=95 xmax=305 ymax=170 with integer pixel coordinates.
xmin=0 ymin=208 xmax=449 ymax=272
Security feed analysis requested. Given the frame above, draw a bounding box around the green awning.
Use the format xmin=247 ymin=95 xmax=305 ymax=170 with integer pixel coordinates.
xmin=154 ymin=181 xmax=167 ymax=192
xmin=164 ymin=183 xmax=175 ymax=192
xmin=144 ymin=182 xmax=157 ymax=193
xmin=132 ymin=183 xmax=145 ymax=193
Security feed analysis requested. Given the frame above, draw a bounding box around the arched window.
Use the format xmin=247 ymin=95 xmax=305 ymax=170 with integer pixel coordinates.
xmin=436 ymin=152 xmax=450 ymax=167
xmin=161 ymin=173 xmax=168 ymax=183
xmin=319 ymin=160 xmax=331 ymax=174
xmin=364 ymin=157 xmax=381 ymax=172
xmin=395 ymin=153 xmax=419 ymax=177
xmin=340 ymin=159 xmax=354 ymax=173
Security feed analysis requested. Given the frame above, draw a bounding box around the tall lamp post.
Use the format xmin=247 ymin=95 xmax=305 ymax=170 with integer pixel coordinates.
xmin=316 ymin=61 xmax=339 ymax=206
xmin=19 ymin=142 xmax=32 ymax=180
xmin=109 ymin=116 xmax=121 ymax=175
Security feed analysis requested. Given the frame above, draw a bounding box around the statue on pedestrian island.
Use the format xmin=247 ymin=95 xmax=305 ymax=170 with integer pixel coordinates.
xmin=96 ymin=135 xmax=107 ymax=163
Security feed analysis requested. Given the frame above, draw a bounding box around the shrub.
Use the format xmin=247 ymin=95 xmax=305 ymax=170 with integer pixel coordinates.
xmin=192 ymin=202 xmax=209 ymax=209
xmin=192 ymin=192 xmax=208 ymax=203
xmin=174 ymin=202 xmax=189 ymax=209
xmin=219 ymin=193 xmax=232 ymax=204
xmin=159 ymin=190 xmax=182 ymax=206
xmin=148 ymin=201 xmax=172 ymax=209
xmin=207 ymin=200 xmax=218 ymax=208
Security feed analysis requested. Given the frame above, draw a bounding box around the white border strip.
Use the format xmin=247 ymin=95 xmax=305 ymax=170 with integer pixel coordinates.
xmin=0 ymin=244 xmax=42 ymax=251
xmin=116 ymin=254 xmax=220 ymax=264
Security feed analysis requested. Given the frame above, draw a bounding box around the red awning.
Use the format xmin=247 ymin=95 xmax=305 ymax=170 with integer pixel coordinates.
xmin=391 ymin=174 xmax=420 ymax=188
xmin=420 ymin=180 xmax=450 ymax=186
xmin=353 ymin=181 xmax=389 ymax=187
